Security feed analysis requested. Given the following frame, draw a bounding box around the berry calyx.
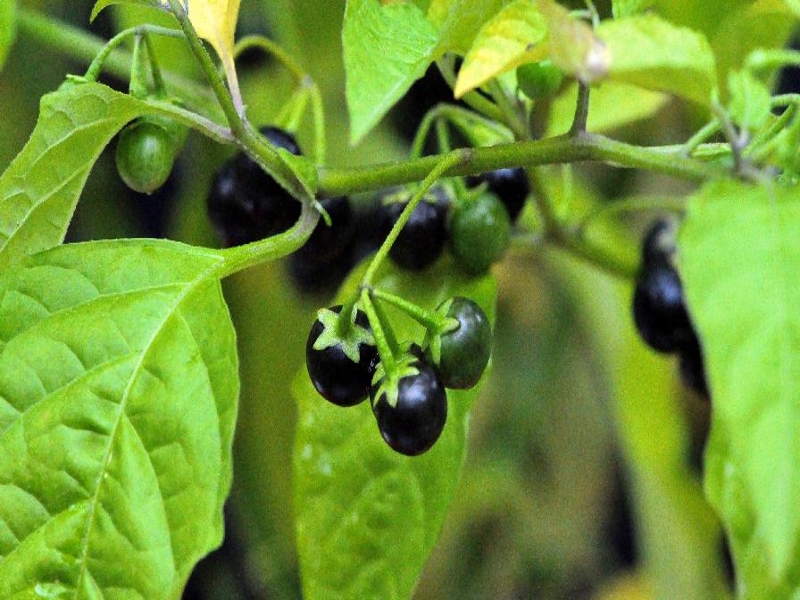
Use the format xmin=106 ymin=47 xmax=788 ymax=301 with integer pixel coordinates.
xmin=449 ymin=191 xmax=511 ymax=275
xmin=115 ymin=119 xmax=175 ymax=194
xmin=370 ymin=353 xmax=447 ymax=456
xmin=306 ymin=305 xmax=378 ymax=407
xmin=428 ymin=297 xmax=492 ymax=389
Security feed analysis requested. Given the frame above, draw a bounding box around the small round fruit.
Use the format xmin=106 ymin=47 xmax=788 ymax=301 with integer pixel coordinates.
xmin=632 ymin=262 xmax=695 ymax=353
xmin=516 ymin=59 xmax=564 ymax=100
xmin=449 ymin=191 xmax=511 ymax=275
xmin=432 ymin=297 xmax=492 ymax=389
xmin=371 ymin=358 xmax=447 ymax=456
xmin=466 ymin=167 xmax=530 ymax=223
xmin=206 ymin=125 xmax=302 ymax=247
xmin=382 ymin=187 xmax=450 ymax=271
xmin=306 ymin=305 xmax=378 ymax=406
xmin=115 ymin=119 xmax=175 ymax=194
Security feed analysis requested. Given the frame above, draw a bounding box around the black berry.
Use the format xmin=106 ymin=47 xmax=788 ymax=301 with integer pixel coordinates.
xmin=428 ymin=297 xmax=492 ymax=389
xmin=306 ymin=305 xmax=378 ymax=407
xmin=466 ymin=167 xmax=530 ymax=223
xmin=632 ymin=262 xmax=695 ymax=353
xmin=371 ymin=356 xmax=447 ymax=456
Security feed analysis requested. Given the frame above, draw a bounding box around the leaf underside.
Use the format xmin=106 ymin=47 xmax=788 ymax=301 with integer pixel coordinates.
xmin=0 ymin=239 xmax=238 ymax=599
xmin=680 ymin=180 xmax=800 ymax=597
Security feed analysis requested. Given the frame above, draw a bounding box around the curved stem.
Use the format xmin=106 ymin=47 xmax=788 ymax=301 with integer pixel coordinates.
xmin=360 ymin=289 xmax=397 ymax=376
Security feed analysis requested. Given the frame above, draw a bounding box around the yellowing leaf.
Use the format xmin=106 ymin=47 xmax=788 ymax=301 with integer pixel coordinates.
xmin=537 ymin=0 xmax=609 ymax=83
xmin=454 ymin=0 xmax=547 ymax=98
xmin=181 ymin=0 xmax=241 ymax=100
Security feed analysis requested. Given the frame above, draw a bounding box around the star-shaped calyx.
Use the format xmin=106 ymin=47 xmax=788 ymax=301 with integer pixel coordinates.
xmin=312 ymin=306 xmax=375 ymax=364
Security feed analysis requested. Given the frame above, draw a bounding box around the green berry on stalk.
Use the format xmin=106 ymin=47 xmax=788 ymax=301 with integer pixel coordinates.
xmin=427 ymin=297 xmax=492 ymax=390
xmin=449 ymin=191 xmax=511 ymax=275
xmin=516 ymin=59 xmax=564 ymax=100
xmin=115 ymin=119 xmax=175 ymax=194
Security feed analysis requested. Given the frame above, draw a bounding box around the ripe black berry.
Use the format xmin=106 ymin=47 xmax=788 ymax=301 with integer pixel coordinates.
xmin=466 ymin=167 xmax=530 ymax=223
xmin=306 ymin=305 xmax=378 ymax=407
xmin=288 ymin=196 xmax=356 ymax=294
xmin=428 ymin=297 xmax=492 ymax=389
xmin=381 ymin=186 xmax=451 ymax=271
xmin=207 ymin=126 xmax=302 ymax=247
xmin=632 ymin=262 xmax=695 ymax=353
xmin=371 ymin=356 xmax=447 ymax=456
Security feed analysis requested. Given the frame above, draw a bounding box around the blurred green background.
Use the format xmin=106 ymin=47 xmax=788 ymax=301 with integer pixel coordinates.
xmin=0 ymin=1 xmax=734 ymax=598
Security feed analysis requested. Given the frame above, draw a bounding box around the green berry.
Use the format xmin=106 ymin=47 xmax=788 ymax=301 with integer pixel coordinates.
xmin=517 ymin=60 xmax=564 ymax=100
xmin=449 ymin=191 xmax=511 ymax=275
xmin=115 ymin=119 xmax=175 ymax=194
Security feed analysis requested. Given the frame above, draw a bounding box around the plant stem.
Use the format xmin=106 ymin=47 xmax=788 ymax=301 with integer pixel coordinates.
xmin=319 ymin=134 xmax=722 ymax=197
xmin=569 ymin=82 xmax=591 ymax=136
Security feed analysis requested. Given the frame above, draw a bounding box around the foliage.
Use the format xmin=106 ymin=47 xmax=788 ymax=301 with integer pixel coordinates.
xmin=1 ymin=0 xmax=800 ymax=599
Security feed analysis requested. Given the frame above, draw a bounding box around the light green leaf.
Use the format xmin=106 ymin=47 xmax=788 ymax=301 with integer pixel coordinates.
xmin=0 ymin=0 xmax=15 ymax=73
xmin=428 ymin=0 xmax=510 ymax=55
xmin=454 ymin=0 xmax=547 ymax=98
xmin=90 ymin=0 xmax=165 ymax=22
xmin=545 ymin=81 xmax=668 ymax=136
xmin=727 ymin=69 xmax=771 ymax=133
xmin=294 ymin=257 xmax=497 ymax=600
xmin=785 ymin=0 xmax=800 ymax=15
xmin=0 ymin=239 xmax=237 ymax=598
xmin=597 ymin=14 xmax=716 ymax=105
xmin=537 ymin=0 xmax=609 ymax=83
xmin=680 ymin=179 xmax=800 ymax=597
xmin=612 ymin=0 xmax=654 ymax=18
xmin=343 ymin=0 xmax=439 ymax=144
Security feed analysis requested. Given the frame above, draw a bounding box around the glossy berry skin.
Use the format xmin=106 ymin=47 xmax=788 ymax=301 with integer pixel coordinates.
xmin=679 ymin=339 xmax=709 ymax=397
xmin=115 ymin=119 xmax=175 ymax=194
xmin=431 ymin=297 xmax=492 ymax=389
xmin=306 ymin=306 xmax=378 ymax=407
xmin=449 ymin=191 xmax=511 ymax=275
xmin=632 ymin=262 xmax=695 ymax=353
xmin=288 ymin=196 xmax=356 ymax=294
xmin=382 ymin=187 xmax=450 ymax=271
xmin=516 ymin=60 xmax=564 ymax=100
xmin=371 ymin=358 xmax=447 ymax=456
xmin=466 ymin=167 xmax=530 ymax=223
xmin=207 ymin=126 xmax=302 ymax=247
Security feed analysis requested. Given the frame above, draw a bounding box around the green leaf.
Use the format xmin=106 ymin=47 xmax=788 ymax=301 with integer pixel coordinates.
xmin=0 ymin=239 xmax=237 ymax=598
xmin=545 ymin=81 xmax=668 ymax=136
xmin=343 ymin=0 xmax=439 ymax=144
xmin=454 ymin=0 xmax=547 ymax=98
xmin=537 ymin=0 xmax=608 ymax=83
xmin=0 ymin=82 xmax=155 ymax=271
xmin=90 ymin=0 xmax=166 ymax=22
xmin=0 ymin=0 xmax=15 ymax=73
xmin=294 ymin=258 xmax=497 ymax=600
xmin=428 ymin=0 xmax=510 ymax=56
xmin=612 ymin=0 xmax=654 ymax=18
xmin=727 ymin=69 xmax=771 ymax=133
xmin=680 ymin=179 xmax=800 ymax=597
xmin=597 ymin=14 xmax=717 ymax=105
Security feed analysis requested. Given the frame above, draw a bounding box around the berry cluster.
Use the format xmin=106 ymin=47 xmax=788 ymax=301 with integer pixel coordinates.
xmin=306 ymin=295 xmax=492 ymax=456
xmin=632 ymin=220 xmax=708 ymax=396
xmin=378 ymin=166 xmax=529 ymax=276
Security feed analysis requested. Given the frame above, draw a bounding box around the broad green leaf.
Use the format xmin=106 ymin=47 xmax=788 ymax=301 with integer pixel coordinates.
xmin=537 ymin=0 xmax=608 ymax=83
xmin=0 ymin=239 xmax=237 ymax=598
xmin=294 ymin=257 xmax=497 ymax=600
xmin=785 ymin=0 xmax=800 ymax=14
xmin=343 ymin=0 xmax=439 ymax=144
xmin=454 ymin=0 xmax=547 ymax=98
xmin=612 ymin=0 xmax=654 ymax=18
xmin=545 ymin=81 xmax=668 ymax=136
xmin=0 ymin=0 xmax=15 ymax=73
xmin=428 ymin=0 xmax=510 ymax=56
xmin=597 ymin=14 xmax=716 ymax=105
xmin=680 ymin=180 xmax=800 ymax=597
xmin=727 ymin=69 xmax=771 ymax=133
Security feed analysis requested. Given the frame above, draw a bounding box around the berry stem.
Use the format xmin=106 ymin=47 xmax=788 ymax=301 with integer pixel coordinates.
xmin=360 ymin=289 xmax=397 ymax=376
xmin=370 ymin=289 xmax=457 ymax=335
xmin=361 ymin=149 xmax=473 ymax=286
